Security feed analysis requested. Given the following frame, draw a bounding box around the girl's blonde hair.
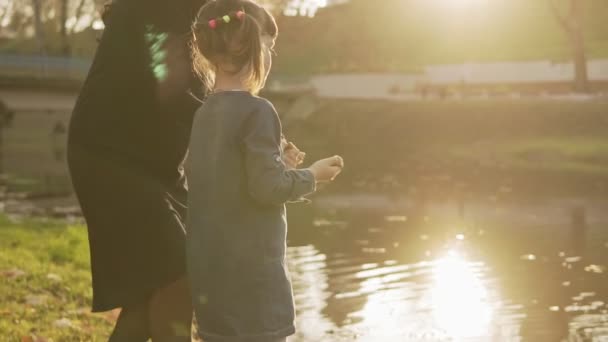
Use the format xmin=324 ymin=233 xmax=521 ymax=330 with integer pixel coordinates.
xmin=191 ymin=0 xmax=278 ymax=94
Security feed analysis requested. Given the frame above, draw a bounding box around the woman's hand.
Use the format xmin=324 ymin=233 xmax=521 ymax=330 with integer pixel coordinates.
xmin=309 ymin=155 xmax=344 ymax=183
xmin=282 ymin=140 xmax=306 ymax=170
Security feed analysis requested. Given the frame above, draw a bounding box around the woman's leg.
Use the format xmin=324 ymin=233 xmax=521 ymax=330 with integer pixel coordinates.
xmin=108 ymin=301 xmax=151 ymax=342
xmin=148 ymin=276 xmax=193 ymax=342
xmin=108 ymin=276 xmax=191 ymax=342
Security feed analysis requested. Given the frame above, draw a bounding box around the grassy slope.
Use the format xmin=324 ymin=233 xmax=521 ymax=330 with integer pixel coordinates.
xmin=279 ymin=98 xmax=608 ymax=196
xmin=0 ymin=216 xmax=114 ymax=341
xmin=449 ymin=137 xmax=608 ymax=175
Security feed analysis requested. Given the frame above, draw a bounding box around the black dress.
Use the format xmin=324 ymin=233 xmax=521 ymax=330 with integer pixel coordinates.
xmin=67 ymin=0 xmax=207 ymax=312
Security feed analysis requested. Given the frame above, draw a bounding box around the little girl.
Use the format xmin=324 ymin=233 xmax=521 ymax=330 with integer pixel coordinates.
xmin=187 ymin=1 xmax=344 ymax=341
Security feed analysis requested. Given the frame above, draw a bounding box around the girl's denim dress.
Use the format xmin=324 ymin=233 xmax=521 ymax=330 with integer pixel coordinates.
xmin=186 ymin=91 xmax=316 ymax=342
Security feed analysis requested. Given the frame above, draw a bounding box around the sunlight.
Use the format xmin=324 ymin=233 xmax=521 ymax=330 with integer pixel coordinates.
xmin=284 ymin=0 xmax=329 ymax=17
xmin=348 ymin=261 xmax=436 ymax=340
xmin=423 ymin=0 xmax=489 ymax=14
xmin=0 ymin=0 xmax=11 ymax=27
xmin=350 ymin=274 xmax=420 ymax=340
xmin=438 ymin=0 xmax=487 ymax=7
xmin=431 ymin=250 xmax=493 ymax=338
xmin=286 ymin=246 xmax=336 ymax=341
xmin=91 ymin=19 xmax=105 ymax=31
xmin=347 ymin=252 xmax=498 ymax=340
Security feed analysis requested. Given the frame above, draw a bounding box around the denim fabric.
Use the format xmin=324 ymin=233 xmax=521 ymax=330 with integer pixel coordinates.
xmin=186 ymin=91 xmax=316 ymax=341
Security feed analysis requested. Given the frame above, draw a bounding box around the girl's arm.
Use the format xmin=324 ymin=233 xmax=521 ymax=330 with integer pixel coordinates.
xmin=242 ymin=100 xmax=316 ymax=206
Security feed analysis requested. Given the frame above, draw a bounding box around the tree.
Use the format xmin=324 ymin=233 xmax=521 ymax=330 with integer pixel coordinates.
xmin=59 ymin=0 xmax=70 ymax=55
xmin=32 ymin=0 xmax=46 ymax=54
xmin=549 ymin=0 xmax=589 ymax=93
xmin=0 ymin=100 xmax=14 ymax=175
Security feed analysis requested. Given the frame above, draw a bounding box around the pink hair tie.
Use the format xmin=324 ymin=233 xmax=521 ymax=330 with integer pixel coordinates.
xmin=208 ymin=19 xmax=217 ymax=29
xmin=236 ymin=10 xmax=245 ymax=20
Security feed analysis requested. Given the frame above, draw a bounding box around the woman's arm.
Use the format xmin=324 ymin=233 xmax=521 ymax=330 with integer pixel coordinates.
xmin=242 ymin=100 xmax=316 ymax=206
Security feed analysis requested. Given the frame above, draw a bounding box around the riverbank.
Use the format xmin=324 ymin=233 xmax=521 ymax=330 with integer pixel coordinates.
xmin=279 ymin=97 xmax=608 ymax=198
xmin=2 ymin=90 xmax=608 ymax=201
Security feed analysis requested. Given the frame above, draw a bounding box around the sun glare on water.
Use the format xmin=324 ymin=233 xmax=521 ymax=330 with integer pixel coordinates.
xmin=431 ymin=250 xmax=494 ymax=338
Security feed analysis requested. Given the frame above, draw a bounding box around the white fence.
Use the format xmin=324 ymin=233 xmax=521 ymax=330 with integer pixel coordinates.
xmin=307 ymin=59 xmax=608 ymax=99
xmin=0 ymin=54 xmax=91 ymax=80
xmin=424 ymin=59 xmax=608 ymax=85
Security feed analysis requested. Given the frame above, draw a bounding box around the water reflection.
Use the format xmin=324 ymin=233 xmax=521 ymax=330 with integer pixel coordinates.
xmin=286 ymin=206 xmax=608 ymax=342
xmin=288 ymin=245 xmax=336 ymax=341
xmin=430 ymin=250 xmax=493 ymax=339
xmin=288 ymin=244 xmax=513 ymax=341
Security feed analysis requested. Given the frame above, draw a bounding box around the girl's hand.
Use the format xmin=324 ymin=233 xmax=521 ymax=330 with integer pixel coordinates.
xmin=283 ymin=141 xmax=306 ymax=170
xmin=309 ymin=155 xmax=344 ymax=183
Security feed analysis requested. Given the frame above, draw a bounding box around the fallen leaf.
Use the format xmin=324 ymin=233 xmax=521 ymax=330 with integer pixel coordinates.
xmin=2 ymin=268 xmax=26 ymax=279
xmin=53 ymin=317 xmax=74 ymax=329
xmin=67 ymin=308 xmax=89 ymax=316
xmin=46 ymin=273 xmax=62 ymax=282
xmin=21 ymin=335 xmax=49 ymax=342
xmin=25 ymin=295 xmax=47 ymax=306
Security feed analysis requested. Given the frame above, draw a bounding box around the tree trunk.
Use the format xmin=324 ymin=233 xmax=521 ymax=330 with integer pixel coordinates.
xmin=569 ymin=0 xmax=589 ymax=93
xmin=549 ymin=0 xmax=589 ymax=93
xmin=571 ymin=28 xmax=589 ymax=92
xmin=0 ymin=127 xmax=4 ymax=175
xmin=32 ymin=0 xmax=46 ymax=54
xmin=60 ymin=0 xmax=71 ymax=55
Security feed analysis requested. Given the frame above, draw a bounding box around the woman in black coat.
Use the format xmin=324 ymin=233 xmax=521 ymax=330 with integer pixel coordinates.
xmin=67 ymin=0 xmax=207 ymax=340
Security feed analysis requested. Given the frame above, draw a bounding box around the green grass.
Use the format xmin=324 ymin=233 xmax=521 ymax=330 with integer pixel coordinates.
xmin=4 ymin=175 xmax=43 ymax=193
xmin=279 ymin=97 xmax=608 ymax=195
xmin=448 ymin=137 xmax=608 ymax=175
xmin=0 ymin=216 xmax=114 ymax=341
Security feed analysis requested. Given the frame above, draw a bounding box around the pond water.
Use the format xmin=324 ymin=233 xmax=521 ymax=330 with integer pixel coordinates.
xmin=284 ymin=200 xmax=608 ymax=342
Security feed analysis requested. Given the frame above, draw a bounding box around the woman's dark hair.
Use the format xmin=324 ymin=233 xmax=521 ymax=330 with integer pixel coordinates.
xmin=191 ymin=0 xmax=278 ymax=93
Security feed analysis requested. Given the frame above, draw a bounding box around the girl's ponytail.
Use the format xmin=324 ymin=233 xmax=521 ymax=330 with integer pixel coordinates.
xmin=191 ymin=0 xmax=278 ymax=93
